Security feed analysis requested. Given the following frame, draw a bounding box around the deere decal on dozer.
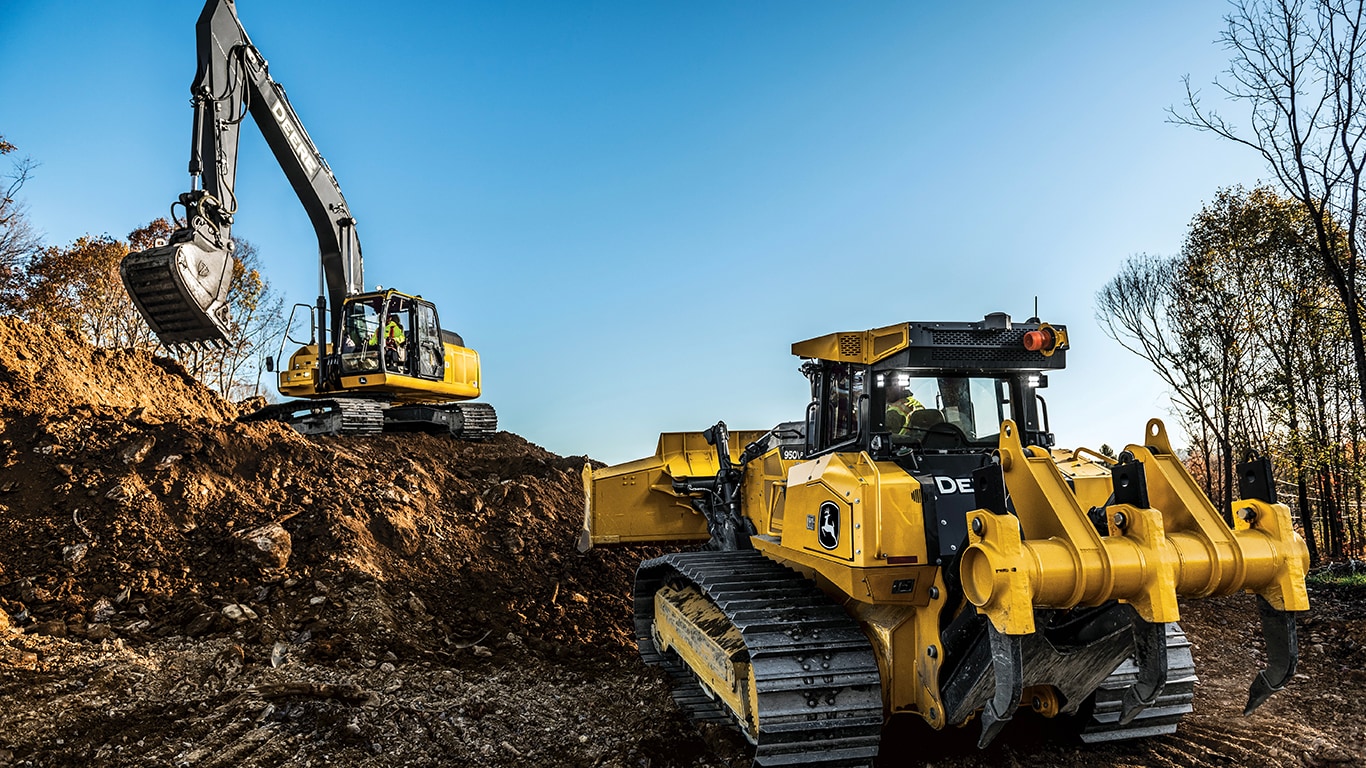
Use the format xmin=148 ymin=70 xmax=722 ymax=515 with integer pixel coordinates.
xmin=581 ymin=313 xmax=1309 ymax=767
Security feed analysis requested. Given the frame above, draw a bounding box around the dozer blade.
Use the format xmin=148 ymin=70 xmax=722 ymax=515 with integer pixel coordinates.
xmin=120 ymin=240 xmax=233 ymax=347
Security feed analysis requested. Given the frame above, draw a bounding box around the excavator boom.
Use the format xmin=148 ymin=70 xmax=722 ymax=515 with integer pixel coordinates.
xmin=122 ymin=0 xmax=362 ymax=350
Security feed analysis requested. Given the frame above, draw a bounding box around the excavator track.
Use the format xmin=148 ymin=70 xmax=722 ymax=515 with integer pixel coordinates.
xmin=242 ymin=399 xmax=385 ymax=436
xmin=635 ymin=550 xmax=883 ymax=768
xmin=1080 ymin=622 xmax=1197 ymax=743
xmin=243 ymin=399 xmax=496 ymax=439
xmin=382 ymin=401 xmax=498 ymax=439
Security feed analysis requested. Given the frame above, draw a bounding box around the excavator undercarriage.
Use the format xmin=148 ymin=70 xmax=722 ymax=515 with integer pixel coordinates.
xmin=581 ymin=314 xmax=1309 ymax=766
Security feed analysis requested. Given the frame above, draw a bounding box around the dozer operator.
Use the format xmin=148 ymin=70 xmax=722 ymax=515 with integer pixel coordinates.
xmin=120 ymin=0 xmax=495 ymax=438
xmin=582 ymin=313 xmax=1309 ymax=767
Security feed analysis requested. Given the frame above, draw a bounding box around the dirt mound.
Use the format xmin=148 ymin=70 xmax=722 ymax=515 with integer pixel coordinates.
xmin=0 ymin=317 xmax=235 ymax=421
xmin=0 ymin=319 xmax=708 ymax=766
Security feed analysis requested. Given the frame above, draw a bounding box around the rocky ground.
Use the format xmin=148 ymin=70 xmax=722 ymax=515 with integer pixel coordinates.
xmin=0 ymin=316 xmax=1362 ymax=767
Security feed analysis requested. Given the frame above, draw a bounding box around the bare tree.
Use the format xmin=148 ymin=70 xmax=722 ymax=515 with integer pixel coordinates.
xmin=173 ymin=239 xmax=284 ymax=400
xmin=0 ymin=135 xmax=40 ymax=312
xmin=1171 ymin=0 xmax=1366 ymax=427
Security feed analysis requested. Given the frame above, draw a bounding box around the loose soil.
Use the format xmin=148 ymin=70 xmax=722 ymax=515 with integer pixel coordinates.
xmin=0 ymin=316 xmax=1361 ymax=767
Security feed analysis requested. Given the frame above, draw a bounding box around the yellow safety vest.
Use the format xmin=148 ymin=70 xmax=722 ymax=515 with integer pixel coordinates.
xmin=885 ymin=396 xmax=924 ymax=435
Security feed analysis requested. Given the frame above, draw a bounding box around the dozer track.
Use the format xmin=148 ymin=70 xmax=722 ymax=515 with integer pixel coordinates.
xmin=1081 ymin=623 xmax=1197 ymax=743
xmin=635 ymin=550 xmax=883 ymax=768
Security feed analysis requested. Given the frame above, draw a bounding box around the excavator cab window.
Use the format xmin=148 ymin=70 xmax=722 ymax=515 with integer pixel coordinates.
xmin=382 ymin=298 xmax=411 ymax=375
xmin=339 ymin=299 xmax=383 ymax=374
xmin=413 ymin=301 xmax=444 ymax=380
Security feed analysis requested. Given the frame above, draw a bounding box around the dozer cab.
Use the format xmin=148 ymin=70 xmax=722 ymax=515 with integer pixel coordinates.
xmin=120 ymin=0 xmax=494 ymax=437
xmin=582 ymin=313 xmax=1309 ymax=767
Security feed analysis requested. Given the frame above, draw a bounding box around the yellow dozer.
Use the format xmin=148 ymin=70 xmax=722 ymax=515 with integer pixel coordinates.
xmin=581 ymin=313 xmax=1309 ymax=767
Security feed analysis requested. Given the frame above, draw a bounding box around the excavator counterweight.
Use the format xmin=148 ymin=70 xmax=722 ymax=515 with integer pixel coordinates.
xmin=582 ymin=313 xmax=1310 ymax=767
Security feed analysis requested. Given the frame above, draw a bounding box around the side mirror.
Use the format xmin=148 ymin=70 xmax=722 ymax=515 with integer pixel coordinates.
xmin=265 ymin=356 xmax=275 ymax=373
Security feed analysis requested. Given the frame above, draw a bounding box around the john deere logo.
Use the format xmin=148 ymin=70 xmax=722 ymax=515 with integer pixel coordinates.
xmin=817 ymin=501 xmax=840 ymax=550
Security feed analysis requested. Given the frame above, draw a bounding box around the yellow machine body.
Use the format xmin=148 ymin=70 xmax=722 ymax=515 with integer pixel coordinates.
xmin=580 ymin=315 xmax=1310 ymax=763
xmin=276 ymin=289 xmax=483 ymax=404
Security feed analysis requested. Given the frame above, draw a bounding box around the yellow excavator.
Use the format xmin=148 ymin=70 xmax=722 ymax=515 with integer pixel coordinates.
xmin=582 ymin=313 xmax=1309 ymax=766
xmin=120 ymin=0 xmax=494 ymax=437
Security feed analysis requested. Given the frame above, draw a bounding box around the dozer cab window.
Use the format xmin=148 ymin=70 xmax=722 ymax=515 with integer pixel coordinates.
xmin=818 ymin=363 xmax=864 ymax=450
xmin=875 ymin=372 xmax=1012 ymax=450
xmin=339 ymin=299 xmax=383 ymax=374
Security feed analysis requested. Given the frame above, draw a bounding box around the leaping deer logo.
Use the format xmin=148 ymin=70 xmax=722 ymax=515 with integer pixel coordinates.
xmin=818 ymin=501 xmax=840 ymax=550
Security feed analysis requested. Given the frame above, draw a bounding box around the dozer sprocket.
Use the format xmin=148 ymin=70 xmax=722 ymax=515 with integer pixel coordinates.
xmin=241 ymin=399 xmax=385 ymax=436
xmin=635 ymin=550 xmax=883 ymax=768
xmin=1080 ymin=622 xmax=1197 ymax=743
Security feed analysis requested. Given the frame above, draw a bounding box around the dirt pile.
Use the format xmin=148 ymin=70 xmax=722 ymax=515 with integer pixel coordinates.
xmin=0 ymin=316 xmax=1362 ymax=768
xmin=0 ymin=317 xmax=714 ymax=767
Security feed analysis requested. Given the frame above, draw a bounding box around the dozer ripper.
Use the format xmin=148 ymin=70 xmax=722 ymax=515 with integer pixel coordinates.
xmin=581 ymin=313 xmax=1310 ymax=766
xmin=120 ymin=0 xmax=494 ymax=438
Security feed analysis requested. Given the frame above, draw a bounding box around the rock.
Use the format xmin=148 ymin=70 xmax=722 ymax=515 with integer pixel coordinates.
xmin=88 ymin=598 xmax=116 ymax=623
xmin=407 ymin=594 xmax=427 ymax=615
xmin=62 ymin=542 xmax=89 ymax=565
xmin=270 ymin=642 xmax=288 ymax=668
xmin=472 ymin=645 xmax=493 ymax=658
xmin=379 ymin=662 xmax=396 ymax=674
xmin=30 ymin=619 xmax=67 ymax=637
xmin=185 ymin=609 xmax=217 ymax=634
xmin=119 ymin=436 xmax=156 ymax=464
xmin=0 ymin=609 xmax=9 ymax=633
xmin=86 ymin=624 xmax=114 ymax=641
xmin=222 ymin=604 xmax=258 ymax=622
xmin=235 ymin=523 xmax=292 ymax=572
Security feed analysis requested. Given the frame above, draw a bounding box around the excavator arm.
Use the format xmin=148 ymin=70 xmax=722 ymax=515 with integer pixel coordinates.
xmin=121 ymin=0 xmax=363 ymax=349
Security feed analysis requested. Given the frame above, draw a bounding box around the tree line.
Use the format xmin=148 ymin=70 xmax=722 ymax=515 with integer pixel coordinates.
xmin=1101 ymin=0 xmax=1366 ymax=564
xmin=0 ymin=134 xmax=283 ymax=401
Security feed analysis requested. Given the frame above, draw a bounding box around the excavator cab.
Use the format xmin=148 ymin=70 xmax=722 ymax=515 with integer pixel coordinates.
xmin=337 ymin=291 xmax=447 ymax=381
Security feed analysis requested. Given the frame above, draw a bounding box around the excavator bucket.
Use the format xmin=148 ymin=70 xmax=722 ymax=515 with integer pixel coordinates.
xmin=121 ymin=240 xmax=233 ymax=347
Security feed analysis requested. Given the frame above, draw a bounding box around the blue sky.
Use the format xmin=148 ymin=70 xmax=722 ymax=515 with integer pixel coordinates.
xmin=3 ymin=1 xmax=1267 ymax=464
